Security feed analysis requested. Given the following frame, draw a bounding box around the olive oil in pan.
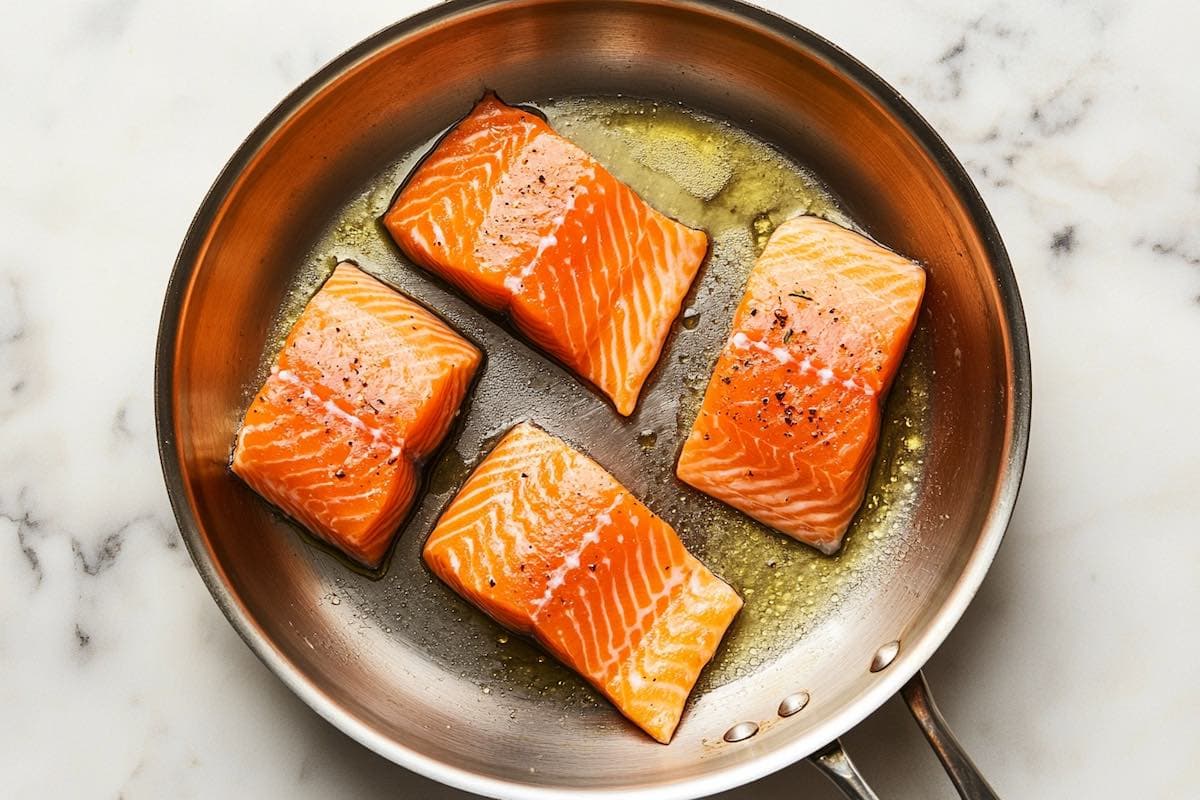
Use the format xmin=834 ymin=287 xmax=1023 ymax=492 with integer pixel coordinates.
xmin=255 ymin=96 xmax=931 ymax=704
xmin=542 ymin=97 xmax=853 ymax=237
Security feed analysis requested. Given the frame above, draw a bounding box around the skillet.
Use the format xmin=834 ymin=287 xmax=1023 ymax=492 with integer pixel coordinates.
xmin=155 ymin=1 xmax=1031 ymax=797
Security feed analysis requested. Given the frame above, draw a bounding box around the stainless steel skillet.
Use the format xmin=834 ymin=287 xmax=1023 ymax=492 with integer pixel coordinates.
xmin=155 ymin=1 xmax=1030 ymax=798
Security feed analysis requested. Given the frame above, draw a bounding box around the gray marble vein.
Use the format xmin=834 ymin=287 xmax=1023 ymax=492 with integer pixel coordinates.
xmin=5 ymin=500 xmax=44 ymax=587
xmin=0 ymin=273 xmax=32 ymax=420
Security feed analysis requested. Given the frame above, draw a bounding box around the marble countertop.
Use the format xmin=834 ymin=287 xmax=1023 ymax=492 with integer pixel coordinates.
xmin=3 ymin=0 xmax=1197 ymax=797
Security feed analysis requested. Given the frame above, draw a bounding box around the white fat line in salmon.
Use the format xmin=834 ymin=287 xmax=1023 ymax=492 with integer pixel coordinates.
xmin=531 ymin=491 xmax=623 ymax=615
xmin=729 ymin=332 xmax=875 ymax=396
xmin=605 ymin=556 xmax=693 ymax=688
xmin=272 ymin=367 xmax=403 ymax=460
xmin=502 ymin=178 xmax=594 ymax=295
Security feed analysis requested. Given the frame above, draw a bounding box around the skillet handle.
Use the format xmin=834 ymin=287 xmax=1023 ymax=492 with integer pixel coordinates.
xmin=901 ymin=670 xmax=1000 ymax=800
xmin=807 ymin=739 xmax=881 ymax=800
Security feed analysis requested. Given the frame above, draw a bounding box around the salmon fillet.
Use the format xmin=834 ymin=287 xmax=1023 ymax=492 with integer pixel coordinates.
xmin=424 ymin=422 xmax=742 ymax=742
xmin=676 ymin=216 xmax=926 ymax=554
xmin=384 ymin=93 xmax=709 ymax=415
xmin=233 ymin=262 xmax=481 ymax=567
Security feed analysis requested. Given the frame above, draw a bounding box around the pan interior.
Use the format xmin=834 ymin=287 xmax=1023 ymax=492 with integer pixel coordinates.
xmin=261 ymin=96 xmax=932 ymax=704
xmin=165 ymin=2 xmax=1018 ymax=796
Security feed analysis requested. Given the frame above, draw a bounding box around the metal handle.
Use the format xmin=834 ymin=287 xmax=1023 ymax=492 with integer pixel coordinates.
xmin=901 ymin=670 xmax=1000 ymax=800
xmin=808 ymin=739 xmax=881 ymax=800
xmin=806 ymin=670 xmax=998 ymax=800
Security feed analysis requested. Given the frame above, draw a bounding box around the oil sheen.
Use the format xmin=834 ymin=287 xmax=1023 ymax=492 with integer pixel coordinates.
xmin=259 ymin=96 xmax=932 ymax=708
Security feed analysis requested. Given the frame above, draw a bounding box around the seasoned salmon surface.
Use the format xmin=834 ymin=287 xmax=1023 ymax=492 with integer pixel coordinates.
xmin=384 ymin=93 xmax=708 ymax=415
xmin=677 ymin=216 xmax=926 ymax=553
xmin=233 ymin=262 xmax=481 ymax=567
xmin=424 ymin=422 xmax=742 ymax=742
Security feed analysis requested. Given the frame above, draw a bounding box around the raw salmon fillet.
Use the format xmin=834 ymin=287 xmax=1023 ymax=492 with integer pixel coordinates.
xmin=424 ymin=422 xmax=742 ymax=743
xmin=232 ymin=262 xmax=481 ymax=567
xmin=676 ymin=216 xmax=925 ymax=554
xmin=384 ymin=93 xmax=708 ymax=415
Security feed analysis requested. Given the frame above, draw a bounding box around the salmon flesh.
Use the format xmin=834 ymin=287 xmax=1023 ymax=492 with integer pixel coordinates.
xmin=233 ymin=262 xmax=481 ymax=567
xmin=424 ymin=422 xmax=742 ymax=742
xmin=677 ymin=216 xmax=926 ymax=553
xmin=385 ymin=94 xmax=708 ymax=415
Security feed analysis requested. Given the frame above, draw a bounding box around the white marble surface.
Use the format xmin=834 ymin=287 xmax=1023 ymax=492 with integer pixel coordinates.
xmin=2 ymin=0 xmax=1197 ymax=797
